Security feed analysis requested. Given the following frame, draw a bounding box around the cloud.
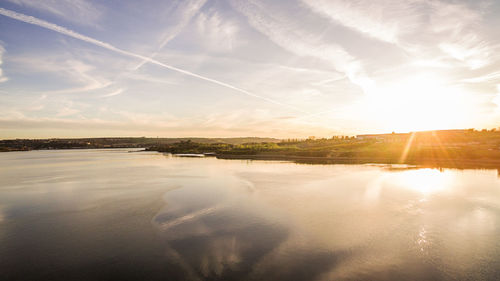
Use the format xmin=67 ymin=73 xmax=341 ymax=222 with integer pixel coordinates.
xmin=462 ymin=71 xmax=500 ymax=84
xmin=195 ymin=10 xmax=239 ymax=52
xmin=429 ymin=0 xmax=482 ymax=34
xmin=429 ymin=1 xmax=491 ymax=69
xmin=56 ymin=106 xmax=80 ymax=117
xmin=131 ymin=0 xmax=207 ymax=71
xmin=302 ymin=0 xmax=493 ymax=69
xmin=0 ymin=107 xmax=340 ymax=138
xmin=301 ymin=0 xmax=423 ymax=44
xmin=122 ymin=72 xmax=177 ymax=85
xmin=230 ymin=0 xmax=374 ymax=93
xmin=0 ymin=44 xmax=7 ymax=83
xmin=439 ymin=39 xmax=489 ymax=69
xmin=0 ymin=7 xmax=304 ymax=113
xmin=60 ymin=60 xmax=112 ymax=93
xmin=9 ymin=55 xmax=112 ymax=94
xmin=6 ymin=0 xmax=102 ymax=26
xmin=493 ymin=85 xmax=500 ymax=109
xmin=101 ymin=88 xmax=124 ymax=98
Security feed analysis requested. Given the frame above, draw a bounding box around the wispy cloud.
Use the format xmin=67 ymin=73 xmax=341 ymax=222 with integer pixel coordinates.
xmin=429 ymin=1 xmax=491 ymax=69
xmin=0 ymin=7 xmax=305 ymax=113
xmin=0 ymin=107 xmax=341 ymax=138
xmin=0 ymin=44 xmax=7 ymax=83
xmin=429 ymin=1 xmax=482 ymax=35
xmin=122 ymin=72 xmax=177 ymax=85
xmin=101 ymin=88 xmax=124 ymax=98
xmin=195 ymin=10 xmax=239 ymax=52
xmin=302 ymin=0 xmax=493 ymax=69
xmin=6 ymin=0 xmax=102 ymax=26
xmin=439 ymin=39 xmax=490 ymax=69
xmin=301 ymin=0 xmax=423 ymax=44
xmin=55 ymin=102 xmax=80 ymax=117
xmin=9 ymin=55 xmax=112 ymax=94
xmin=230 ymin=0 xmax=374 ymax=93
xmin=25 ymin=94 xmax=47 ymax=111
xmin=493 ymin=85 xmax=500 ymax=110
xmin=59 ymin=60 xmax=112 ymax=94
xmin=131 ymin=0 xmax=207 ymax=71
xmin=462 ymin=71 xmax=500 ymax=84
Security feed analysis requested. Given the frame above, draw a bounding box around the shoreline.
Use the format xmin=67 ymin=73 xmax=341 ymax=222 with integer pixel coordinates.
xmin=3 ymin=147 xmax=500 ymax=170
xmin=215 ymin=154 xmax=500 ymax=169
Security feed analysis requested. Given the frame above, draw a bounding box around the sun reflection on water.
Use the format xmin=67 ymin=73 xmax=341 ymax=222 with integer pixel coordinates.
xmin=394 ymin=168 xmax=454 ymax=194
xmin=417 ymin=226 xmax=428 ymax=252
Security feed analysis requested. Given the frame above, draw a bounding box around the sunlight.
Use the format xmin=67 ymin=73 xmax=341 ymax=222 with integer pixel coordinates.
xmin=364 ymin=74 xmax=474 ymax=132
xmin=399 ymin=131 xmax=416 ymax=163
xmin=394 ymin=168 xmax=453 ymax=194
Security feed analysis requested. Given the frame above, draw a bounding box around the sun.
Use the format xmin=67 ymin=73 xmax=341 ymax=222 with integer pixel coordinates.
xmin=363 ymin=74 xmax=474 ymax=132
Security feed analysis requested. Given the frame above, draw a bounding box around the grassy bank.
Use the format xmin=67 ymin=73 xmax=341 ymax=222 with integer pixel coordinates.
xmin=148 ymin=130 xmax=500 ymax=168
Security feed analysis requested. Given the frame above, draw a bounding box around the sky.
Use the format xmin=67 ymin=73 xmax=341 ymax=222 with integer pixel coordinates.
xmin=0 ymin=0 xmax=500 ymax=139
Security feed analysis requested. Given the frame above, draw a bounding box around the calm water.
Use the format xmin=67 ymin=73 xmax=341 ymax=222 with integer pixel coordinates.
xmin=1 ymin=149 xmax=500 ymax=281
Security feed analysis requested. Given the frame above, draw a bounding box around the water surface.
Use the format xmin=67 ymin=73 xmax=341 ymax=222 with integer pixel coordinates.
xmin=1 ymin=149 xmax=500 ymax=280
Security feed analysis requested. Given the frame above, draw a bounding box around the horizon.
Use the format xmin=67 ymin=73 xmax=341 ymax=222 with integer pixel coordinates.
xmin=1 ymin=0 xmax=500 ymax=138
xmin=1 ymin=127 xmax=497 ymax=141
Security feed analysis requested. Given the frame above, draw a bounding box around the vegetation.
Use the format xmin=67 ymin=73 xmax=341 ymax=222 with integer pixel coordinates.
xmin=0 ymin=137 xmax=279 ymax=152
xmin=3 ymin=129 xmax=500 ymax=168
xmin=149 ymin=129 xmax=500 ymax=168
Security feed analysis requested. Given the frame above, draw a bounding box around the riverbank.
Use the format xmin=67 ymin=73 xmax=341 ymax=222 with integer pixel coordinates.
xmin=150 ymin=130 xmax=500 ymax=169
xmin=215 ymin=154 xmax=500 ymax=169
xmin=4 ymin=129 xmax=500 ymax=169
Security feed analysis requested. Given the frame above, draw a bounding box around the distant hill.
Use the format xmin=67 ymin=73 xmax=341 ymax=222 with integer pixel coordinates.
xmin=149 ymin=137 xmax=281 ymax=145
xmin=0 ymin=137 xmax=281 ymax=151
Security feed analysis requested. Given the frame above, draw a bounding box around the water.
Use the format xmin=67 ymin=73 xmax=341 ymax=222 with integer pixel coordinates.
xmin=1 ymin=149 xmax=500 ymax=281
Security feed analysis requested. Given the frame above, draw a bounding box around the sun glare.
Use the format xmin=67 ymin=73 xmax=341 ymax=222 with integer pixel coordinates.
xmin=394 ymin=168 xmax=453 ymax=194
xmin=364 ymin=74 xmax=473 ymax=132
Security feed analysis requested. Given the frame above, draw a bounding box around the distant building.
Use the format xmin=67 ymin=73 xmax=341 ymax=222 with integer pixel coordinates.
xmin=356 ymin=129 xmax=469 ymax=142
xmin=356 ymin=133 xmax=408 ymax=142
xmin=356 ymin=134 xmax=383 ymax=140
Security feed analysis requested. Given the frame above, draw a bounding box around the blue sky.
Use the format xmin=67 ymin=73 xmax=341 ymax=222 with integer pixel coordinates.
xmin=0 ymin=0 xmax=499 ymax=138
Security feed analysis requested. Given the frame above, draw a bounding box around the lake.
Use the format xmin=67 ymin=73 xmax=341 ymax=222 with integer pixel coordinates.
xmin=1 ymin=149 xmax=500 ymax=281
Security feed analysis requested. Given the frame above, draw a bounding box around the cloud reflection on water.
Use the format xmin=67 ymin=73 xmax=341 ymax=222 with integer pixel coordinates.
xmin=150 ymin=161 xmax=500 ymax=280
xmin=1 ymin=151 xmax=500 ymax=280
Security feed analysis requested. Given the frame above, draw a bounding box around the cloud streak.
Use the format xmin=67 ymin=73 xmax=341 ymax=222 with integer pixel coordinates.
xmin=301 ymin=0 xmax=421 ymax=44
xmin=429 ymin=1 xmax=491 ymax=69
xmin=9 ymin=55 xmax=113 ymax=94
xmin=6 ymin=0 xmax=102 ymax=26
xmin=0 ymin=7 xmax=306 ymax=113
xmin=101 ymin=88 xmax=123 ymax=98
xmin=0 ymin=107 xmax=340 ymax=139
xmin=230 ymin=0 xmax=374 ymax=94
xmin=0 ymin=44 xmax=7 ymax=83
xmin=302 ymin=0 xmax=493 ymax=69
xmin=131 ymin=0 xmax=207 ymax=71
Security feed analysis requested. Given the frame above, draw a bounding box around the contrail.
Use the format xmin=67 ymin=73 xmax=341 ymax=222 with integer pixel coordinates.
xmin=131 ymin=0 xmax=208 ymax=72
xmin=0 ymin=7 xmax=307 ymax=113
